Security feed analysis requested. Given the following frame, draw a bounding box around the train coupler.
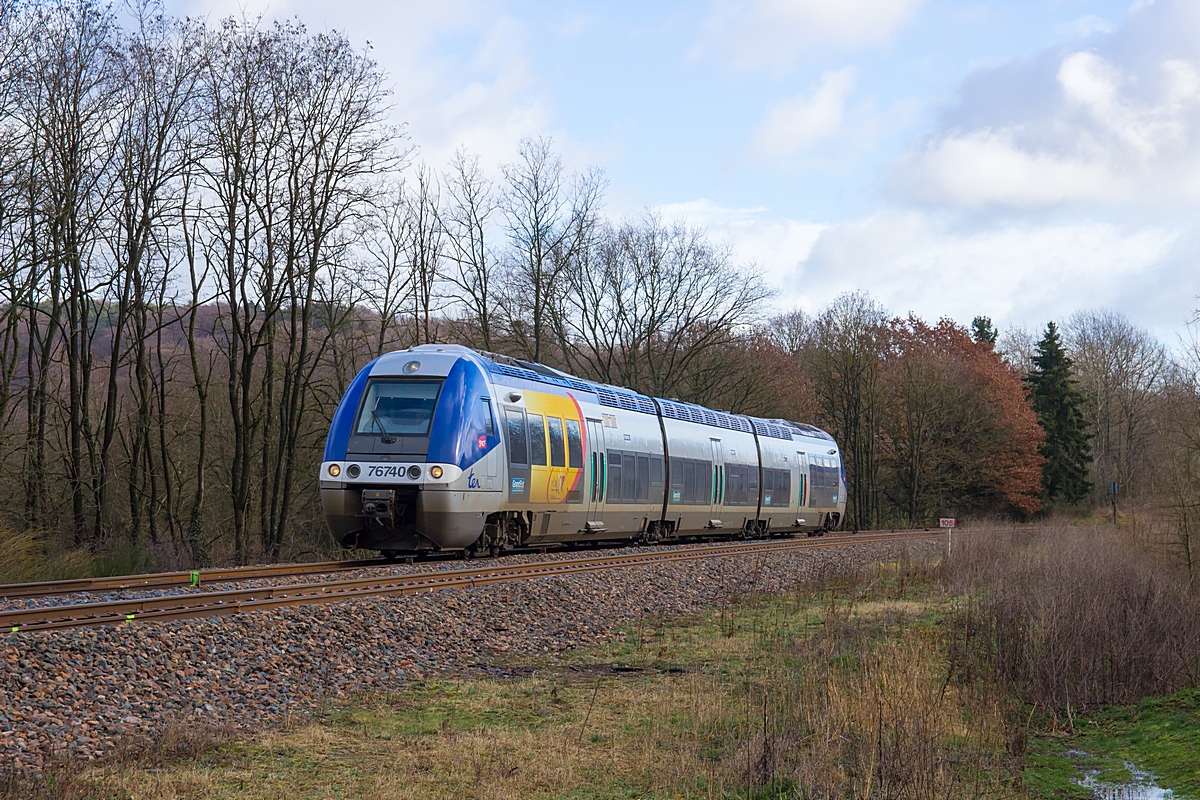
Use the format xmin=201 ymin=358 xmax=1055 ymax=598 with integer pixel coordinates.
xmin=361 ymin=489 xmax=395 ymax=519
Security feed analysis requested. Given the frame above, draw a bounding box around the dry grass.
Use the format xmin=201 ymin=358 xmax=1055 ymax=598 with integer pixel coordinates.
xmin=946 ymin=524 xmax=1200 ymax=711
xmin=55 ymin=549 xmax=1016 ymax=800
xmin=0 ymin=525 xmax=94 ymax=584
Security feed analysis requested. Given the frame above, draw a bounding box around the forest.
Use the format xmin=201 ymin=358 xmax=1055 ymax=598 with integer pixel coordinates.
xmin=0 ymin=1 xmax=1197 ymax=577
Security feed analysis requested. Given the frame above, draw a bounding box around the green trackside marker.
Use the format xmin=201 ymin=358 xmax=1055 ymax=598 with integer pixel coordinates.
xmin=10 ymin=627 xmax=18 ymax=633
xmin=125 ymin=614 xmax=135 ymax=622
xmin=190 ymin=571 xmax=200 ymax=588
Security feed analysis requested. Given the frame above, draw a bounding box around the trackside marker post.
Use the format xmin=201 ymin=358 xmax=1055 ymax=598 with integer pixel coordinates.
xmin=940 ymin=518 xmax=956 ymax=557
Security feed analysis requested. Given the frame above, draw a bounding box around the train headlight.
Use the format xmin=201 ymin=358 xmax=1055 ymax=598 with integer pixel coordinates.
xmin=408 ymin=465 xmax=421 ymax=479
xmin=429 ymin=465 xmax=443 ymax=480
xmin=328 ymin=464 xmax=341 ymax=477
xmin=347 ymin=464 xmax=360 ymax=478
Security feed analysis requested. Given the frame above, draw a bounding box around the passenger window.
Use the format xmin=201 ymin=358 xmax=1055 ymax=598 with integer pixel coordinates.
xmin=636 ymin=454 xmax=649 ymax=502
xmin=698 ymin=461 xmax=711 ymax=505
xmin=505 ymin=410 xmax=527 ymax=464
xmin=623 ymin=453 xmax=636 ymax=503
xmin=481 ymin=398 xmax=495 ymax=436
xmin=727 ymin=465 xmax=742 ymax=506
xmin=684 ymin=461 xmax=696 ymax=504
xmin=547 ymin=417 xmax=565 ymax=467
xmin=607 ymin=449 xmax=622 ymax=502
xmin=565 ymin=419 xmax=583 ymax=468
xmin=649 ymin=455 xmax=663 ymax=487
xmin=528 ymin=414 xmax=547 ymax=466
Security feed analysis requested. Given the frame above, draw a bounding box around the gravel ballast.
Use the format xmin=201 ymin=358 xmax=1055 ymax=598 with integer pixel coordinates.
xmin=0 ymin=540 xmax=936 ymax=773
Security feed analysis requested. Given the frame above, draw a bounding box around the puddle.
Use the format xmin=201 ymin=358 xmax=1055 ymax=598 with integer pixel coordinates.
xmin=1071 ymin=753 xmax=1174 ymax=800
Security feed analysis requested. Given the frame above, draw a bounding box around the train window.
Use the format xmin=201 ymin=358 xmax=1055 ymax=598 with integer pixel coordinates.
xmin=505 ymin=410 xmax=527 ymax=464
xmin=355 ymin=380 xmax=442 ymax=436
xmin=621 ymin=453 xmax=634 ymax=502
xmin=547 ymin=417 xmax=565 ymax=467
xmin=726 ymin=465 xmax=742 ymax=506
xmin=528 ymin=415 xmax=547 ymax=466
xmin=481 ymin=398 xmax=495 ymax=436
xmin=636 ymin=454 xmax=650 ymax=502
xmin=683 ymin=461 xmax=696 ymax=504
xmin=761 ymin=469 xmax=789 ymax=507
xmin=565 ymin=419 xmax=583 ymax=469
xmin=670 ymin=458 xmax=683 ymax=502
xmin=650 ymin=455 xmax=663 ymax=487
xmin=699 ymin=461 xmax=712 ymax=505
xmin=607 ymin=450 xmax=624 ymax=502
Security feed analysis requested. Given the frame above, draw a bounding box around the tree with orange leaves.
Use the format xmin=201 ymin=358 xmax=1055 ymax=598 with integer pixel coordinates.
xmin=878 ymin=316 xmax=1043 ymax=525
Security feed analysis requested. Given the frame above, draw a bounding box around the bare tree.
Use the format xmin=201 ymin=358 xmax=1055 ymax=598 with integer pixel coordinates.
xmin=500 ymin=136 xmax=604 ymax=362
xmin=19 ymin=0 xmax=125 ymax=545
xmin=561 ymin=213 xmax=771 ymax=401
xmin=102 ymin=6 xmax=203 ymax=547
xmin=361 ymin=180 xmax=412 ymax=355
xmin=1065 ymin=309 xmax=1166 ymax=502
xmin=1161 ymin=324 xmax=1200 ymax=588
xmin=806 ymin=292 xmax=887 ymax=530
xmin=406 ymin=163 xmax=443 ymax=346
xmin=997 ymin=324 xmax=1036 ymax=374
xmin=440 ymin=147 xmax=497 ymax=350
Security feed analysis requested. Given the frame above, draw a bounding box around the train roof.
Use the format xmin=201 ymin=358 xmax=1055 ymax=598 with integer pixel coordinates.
xmin=391 ymin=344 xmax=836 ymax=445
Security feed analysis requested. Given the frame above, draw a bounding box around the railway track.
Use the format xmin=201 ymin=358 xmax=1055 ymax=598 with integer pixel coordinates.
xmin=2 ymin=530 xmax=942 ymax=633
xmin=0 ymin=557 xmax=395 ymax=600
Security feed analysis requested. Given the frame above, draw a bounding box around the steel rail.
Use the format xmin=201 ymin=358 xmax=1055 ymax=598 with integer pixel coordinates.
xmin=0 ymin=527 xmax=952 ymax=600
xmin=3 ymin=530 xmax=941 ymax=633
xmin=0 ymin=558 xmax=393 ymax=600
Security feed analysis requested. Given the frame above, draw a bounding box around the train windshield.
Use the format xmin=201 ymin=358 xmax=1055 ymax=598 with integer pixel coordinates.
xmin=354 ymin=380 xmax=443 ymax=437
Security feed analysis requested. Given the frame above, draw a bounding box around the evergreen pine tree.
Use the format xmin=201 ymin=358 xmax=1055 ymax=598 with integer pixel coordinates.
xmin=971 ymin=316 xmax=998 ymax=345
xmin=1027 ymin=322 xmax=1092 ymax=504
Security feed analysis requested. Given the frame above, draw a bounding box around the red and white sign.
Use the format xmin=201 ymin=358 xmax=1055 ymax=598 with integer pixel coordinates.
xmin=939 ymin=518 xmax=956 ymax=528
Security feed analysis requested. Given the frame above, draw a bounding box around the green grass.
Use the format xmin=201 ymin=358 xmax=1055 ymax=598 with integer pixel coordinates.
xmin=1025 ymin=688 xmax=1200 ymax=798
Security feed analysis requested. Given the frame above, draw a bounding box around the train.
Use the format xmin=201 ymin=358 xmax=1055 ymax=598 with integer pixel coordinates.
xmin=320 ymin=345 xmax=846 ymax=556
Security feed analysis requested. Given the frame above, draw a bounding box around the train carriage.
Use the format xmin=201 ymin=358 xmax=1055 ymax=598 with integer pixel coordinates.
xmin=320 ymin=345 xmax=846 ymax=555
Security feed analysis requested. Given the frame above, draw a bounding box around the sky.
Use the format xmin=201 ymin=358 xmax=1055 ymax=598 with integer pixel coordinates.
xmin=168 ymin=0 xmax=1200 ymax=341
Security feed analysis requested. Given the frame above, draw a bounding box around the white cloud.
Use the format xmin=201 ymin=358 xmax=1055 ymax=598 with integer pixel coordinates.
xmin=892 ymin=0 xmax=1200 ymax=210
xmin=654 ymin=200 xmax=825 ymax=298
xmin=698 ymin=0 xmax=923 ymax=72
xmin=752 ymin=68 xmax=857 ymax=158
xmin=793 ymin=211 xmax=1187 ymax=336
xmin=897 ymin=130 xmax=1129 ymax=208
xmin=170 ymin=0 xmax=553 ymax=170
xmin=1054 ymin=15 xmax=1112 ymax=40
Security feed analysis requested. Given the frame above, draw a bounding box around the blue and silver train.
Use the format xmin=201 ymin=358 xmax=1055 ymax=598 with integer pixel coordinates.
xmin=320 ymin=345 xmax=846 ymax=556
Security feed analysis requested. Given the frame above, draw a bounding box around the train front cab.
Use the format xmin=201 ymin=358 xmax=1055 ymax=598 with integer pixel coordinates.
xmin=320 ymin=347 xmax=505 ymax=553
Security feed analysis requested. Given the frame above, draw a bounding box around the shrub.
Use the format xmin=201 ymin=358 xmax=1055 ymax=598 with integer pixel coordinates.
xmin=947 ymin=525 xmax=1200 ymax=709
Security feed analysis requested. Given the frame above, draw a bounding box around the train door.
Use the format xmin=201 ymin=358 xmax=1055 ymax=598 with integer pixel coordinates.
xmin=796 ymin=451 xmax=808 ymax=510
xmin=710 ymin=438 xmax=724 ymax=524
xmin=482 ymin=398 xmax=499 ymax=489
xmin=504 ymin=408 xmax=530 ymax=502
xmin=585 ymin=418 xmax=606 ymax=527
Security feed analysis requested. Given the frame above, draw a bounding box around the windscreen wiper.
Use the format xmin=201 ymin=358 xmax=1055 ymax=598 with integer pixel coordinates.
xmin=372 ymin=407 xmax=396 ymax=443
